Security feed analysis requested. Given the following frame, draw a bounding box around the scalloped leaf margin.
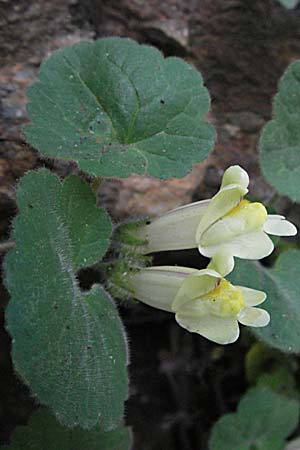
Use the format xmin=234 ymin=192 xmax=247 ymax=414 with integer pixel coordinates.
xmin=260 ymin=60 xmax=300 ymax=202
xmin=209 ymin=387 xmax=299 ymax=450
xmin=25 ymin=37 xmax=215 ymax=179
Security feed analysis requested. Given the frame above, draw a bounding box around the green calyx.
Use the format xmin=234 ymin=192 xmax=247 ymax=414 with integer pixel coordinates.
xmin=106 ymin=262 xmax=138 ymax=302
xmin=106 ymin=252 xmax=153 ymax=302
xmin=114 ymin=220 xmax=149 ymax=246
xmin=106 ymin=220 xmax=153 ymax=301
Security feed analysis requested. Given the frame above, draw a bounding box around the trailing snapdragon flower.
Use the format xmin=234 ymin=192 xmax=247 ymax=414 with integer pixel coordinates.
xmin=116 ymin=253 xmax=269 ymax=345
xmin=128 ymin=165 xmax=296 ymax=260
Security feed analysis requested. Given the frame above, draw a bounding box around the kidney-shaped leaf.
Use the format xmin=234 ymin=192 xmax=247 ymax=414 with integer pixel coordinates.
xmin=4 ymin=170 xmax=128 ymax=429
xmin=230 ymin=250 xmax=300 ymax=353
xmin=2 ymin=410 xmax=132 ymax=450
xmin=25 ymin=37 xmax=215 ymax=179
xmin=260 ymin=60 xmax=300 ymax=202
xmin=209 ymin=387 xmax=299 ymax=450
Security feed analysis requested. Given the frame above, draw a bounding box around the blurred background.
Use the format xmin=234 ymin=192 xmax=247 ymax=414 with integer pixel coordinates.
xmin=2 ymin=1 xmax=300 ymax=448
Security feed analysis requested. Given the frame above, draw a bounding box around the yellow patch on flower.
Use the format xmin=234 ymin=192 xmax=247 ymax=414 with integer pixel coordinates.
xmin=202 ymin=279 xmax=245 ymax=317
xmin=127 ymin=262 xmax=270 ymax=345
xmin=225 ymin=199 xmax=268 ymax=230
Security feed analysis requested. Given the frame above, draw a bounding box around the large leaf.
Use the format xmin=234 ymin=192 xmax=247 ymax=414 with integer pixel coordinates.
xmin=260 ymin=60 xmax=300 ymax=201
xmin=25 ymin=37 xmax=215 ymax=179
xmin=229 ymin=250 xmax=300 ymax=353
xmin=2 ymin=410 xmax=132 ymax=450
xmin=209 ymin=387 xmax=299 ymax=450
xmin=4 ymin=170 xmax=128 ymax=429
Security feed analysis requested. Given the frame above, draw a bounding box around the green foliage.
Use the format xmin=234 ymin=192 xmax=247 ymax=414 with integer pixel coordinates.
xmin=2 ymin=410 xmax=131 ymax=450
xmin=245 ymin=343 xmax=297 ymax=397
xmin=229 ymin=250 xmax=300 ymax=353
xmin=245 ymin=343 xmax=284 ymax=383
xmin=55 ymin=174 xmax=112 ymax=269
xmin=4 ymin=170 xmax=128 ymax=429
xmin=260 ymin=60 xmax=300 ymax=202
xmin=209 ymin=387 xmax=299 ymax=450
xmin=25 ymin=37 xmax=215 ymax=179
xmin=257 ymin=367 xmax=297 ymax=397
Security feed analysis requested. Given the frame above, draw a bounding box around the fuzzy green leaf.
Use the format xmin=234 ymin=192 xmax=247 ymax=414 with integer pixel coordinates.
xmin=4 ymin=170 xmax=128 ymax=429
xmin=209 ymin=387 xmax=299 ymax=450
xmin=2 ymin=410 xmax=132 ymax=450
xmin=260 ymin=60 xmax=300 ymax=201
xmin=229 ymin=250 xmax=300 ymax=353
xmin=57 ymin=175 xmax=112 ymax=269
xmin=25 ymin=37 xmax=215 ymax=179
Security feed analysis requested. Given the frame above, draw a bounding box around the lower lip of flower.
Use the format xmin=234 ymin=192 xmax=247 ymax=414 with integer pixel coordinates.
xmin=200 ymin=279 xmax=245 ymax=317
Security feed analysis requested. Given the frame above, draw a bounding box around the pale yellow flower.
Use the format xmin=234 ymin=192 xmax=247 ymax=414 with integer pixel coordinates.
xmin=135 ymin=165 xmax=297 ymax=260
xmin=128 ymin=254 xmax=269 ymax=345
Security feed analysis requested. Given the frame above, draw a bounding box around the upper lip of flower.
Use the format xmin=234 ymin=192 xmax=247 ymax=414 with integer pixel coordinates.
xmin=195 ymin=184 xmax=248 ymax=240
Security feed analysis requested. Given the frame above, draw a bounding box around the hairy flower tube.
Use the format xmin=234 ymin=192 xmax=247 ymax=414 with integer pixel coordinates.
xmin=118 ymin=254 xmax=269 ymax=345
xmin=129 ymin=165 xmax=297 ymax=260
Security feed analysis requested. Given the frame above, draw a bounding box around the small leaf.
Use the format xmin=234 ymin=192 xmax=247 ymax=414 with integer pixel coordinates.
xmin=209 ymin=387 xmax=299 ymax=450
xmin=245 ymin=343 xmax=297 ymax=396
xmin=2 ymin=410 xmax=132 ymax=450
xmin=260 ymin=60 xmax=300 ymax=201
xmin=229 ymin=249 xmax=300 ymax=353
xmin=257 ymin=367 xmax=297 ymax=397
xmin=245 ymin=343 xmax=285 ymax=383
xmin=4 ymin=170 xmax=128 ymax=429
xmin=25 ymin=37 xmax=215 ymax=179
